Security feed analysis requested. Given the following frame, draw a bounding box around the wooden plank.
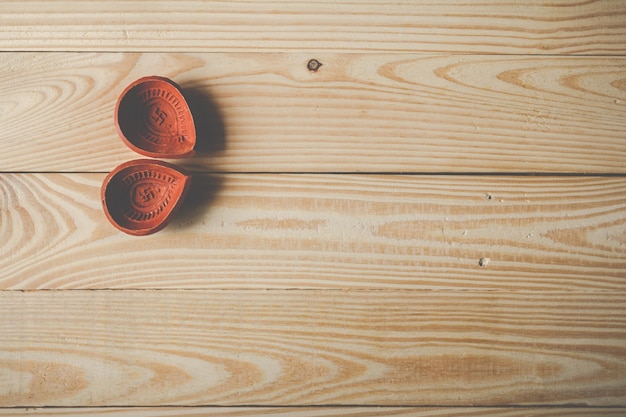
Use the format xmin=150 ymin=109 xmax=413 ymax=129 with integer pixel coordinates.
xmin=3 ymin=407 xmax=626 ymax=417
xmin=0 ymin=53 xmax=625 ymax=173
xmin=1 ymin=1 xmax=625 ymax=54
xmin=1 ymin=289 xmax=625 ymax=406
xmin=1 ymin=173 xmax=625 ymax=290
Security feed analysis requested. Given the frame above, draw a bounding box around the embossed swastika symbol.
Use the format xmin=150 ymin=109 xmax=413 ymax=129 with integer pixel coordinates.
xmin=151 ymin=106 xmax=168 ymax=126
xmin=139 ymin=186 xmax=158 ymax=202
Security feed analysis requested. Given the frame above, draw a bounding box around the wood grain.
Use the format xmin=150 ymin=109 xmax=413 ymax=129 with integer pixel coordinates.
xmin=4 ymin=0 xmax=625 ymax=412
xmin=1 ymin=173 xmax=625 ymax=290
xmin=1 ymin=1 xmax=625 ymax=54
xmin=0 ymin=53 xmax=625 ymax=173
xmin=3 ymin=407 xmax=626 ymax=417
xmin=1 ymin=290 xmax=625 ymax=406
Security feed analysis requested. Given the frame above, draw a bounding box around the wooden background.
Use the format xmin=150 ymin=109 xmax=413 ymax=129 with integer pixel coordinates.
xmin=1 ymin=0 xmax=625 ymax=415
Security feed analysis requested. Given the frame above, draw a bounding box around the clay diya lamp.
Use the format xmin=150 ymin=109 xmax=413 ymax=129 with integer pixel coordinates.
xmin=115 ymin=76 xmax=196 ymax=158
xmin=101 ymin=159 xmax=192 ymax=236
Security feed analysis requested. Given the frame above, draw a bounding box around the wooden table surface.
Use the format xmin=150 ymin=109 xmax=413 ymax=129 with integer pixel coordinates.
xmin=1 ymin=1 xmax=626 ymax=415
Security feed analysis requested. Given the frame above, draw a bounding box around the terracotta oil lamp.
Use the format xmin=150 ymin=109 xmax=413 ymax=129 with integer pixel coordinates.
xmin=115 ymin=76 xmax=196 ymax=158
xmin=101 ymin=159 xmax=192 ymax=236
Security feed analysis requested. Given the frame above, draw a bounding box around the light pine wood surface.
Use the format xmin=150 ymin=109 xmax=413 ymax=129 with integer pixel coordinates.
xmin=1 ymin=0 xmax=625 ymax=414
xmin=2 ymin=290 xmax=625 ymax=406
xmin=0 ymin=53 xmax=624 ymax=173
xmin=1 ymin=0 xmax=625 ymax=54
xmin=1 ymin=174 xmax=625 ymax=290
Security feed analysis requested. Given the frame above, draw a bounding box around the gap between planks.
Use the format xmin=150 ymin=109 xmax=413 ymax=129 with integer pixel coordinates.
xmin=2 ymin=406 xmax=626 ymax=416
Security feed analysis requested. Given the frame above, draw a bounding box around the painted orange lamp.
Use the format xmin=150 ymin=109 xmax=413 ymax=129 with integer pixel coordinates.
xmin=115 ymin=76 xmax=196 ymax=158
xmin=101 ymin=159 xmax=192 ymax=236
xmin=103 ymin=76 xmax=196 ymax=235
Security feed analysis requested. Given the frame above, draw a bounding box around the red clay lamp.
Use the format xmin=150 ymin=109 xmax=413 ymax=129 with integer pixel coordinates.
xmin=101 ymin=159 xmax=192 ymax=236
xmin=115 ymin=76 xmax=196 ymax=158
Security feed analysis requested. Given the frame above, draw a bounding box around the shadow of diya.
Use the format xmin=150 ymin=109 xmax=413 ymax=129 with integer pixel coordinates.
xmin=101 ymin=160 xmax=192 ymax=236
xmin=115 ymin=76 xmax=196 ymax=158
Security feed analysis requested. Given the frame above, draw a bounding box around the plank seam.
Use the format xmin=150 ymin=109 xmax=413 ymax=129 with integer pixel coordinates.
xmin=2 ymin=50 xmax=626 ymax=57
xmin=2 ymin=172 xmax=626 ymax=177
xmin=2 ymin=404 xmax=626 ymax=409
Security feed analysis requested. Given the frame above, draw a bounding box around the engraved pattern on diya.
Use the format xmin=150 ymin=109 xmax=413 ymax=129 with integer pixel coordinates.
xmin=101 ymin=159 xmax=192 ymax=236
xmin=115 ymin=76 xmax=196 ymax=158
